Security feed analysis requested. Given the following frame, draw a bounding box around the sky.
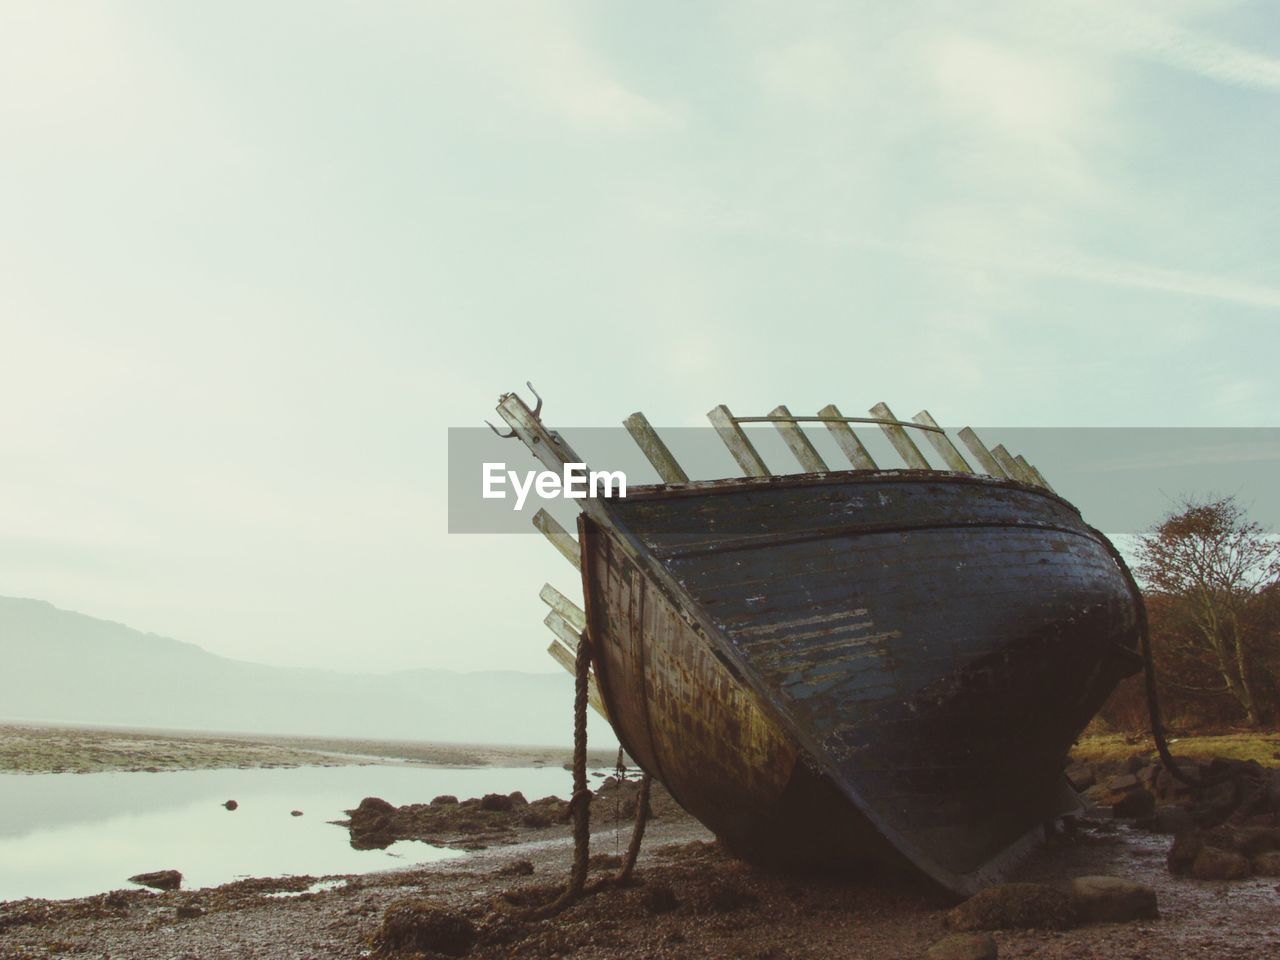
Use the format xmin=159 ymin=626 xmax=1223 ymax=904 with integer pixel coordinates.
xmin=1 ymin=0 xmax=1277 ymax=676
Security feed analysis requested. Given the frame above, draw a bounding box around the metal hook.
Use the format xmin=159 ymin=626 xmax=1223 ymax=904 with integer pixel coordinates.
xmin=485 ymin=420 xmax=516 ymax=439
xmin=526 ymin=381 xmax=543 ymax=419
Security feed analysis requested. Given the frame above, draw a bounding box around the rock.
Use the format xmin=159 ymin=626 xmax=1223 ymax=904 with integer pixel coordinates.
xmin=128 ymin=870 xmax=182 ymax=891
xmin=373 ymin=899 xmax=476 ymax=957
xmin=1138 ymin=805 xmax=1195 ymax=835
xmin=431 ymin=794 xmax=458 ymax=805
xmin=290 ymin=810 xmax=303 ymax=817
xmin=175 ymin=905 xmax=205 ymax=919
xmin=1189 ymin=846 xmax=1251 ymax=880
xmin=1252 ymin=851 xmax=1280 ymax=876
xmin=346 ymin=797 xmax=397 ymax=850
xmin=1197 ymin=779 xmax=1239 ymax=820
xmin=947 ymin=883 xmax=1076 ymax=931
xmin=356 ymin=796 xmax=395 ymax=815
xmin=1111 ymin=787 xmax=1156 ymax=820
xmin=1167 ymin=832 xmax=1204 ymax=875
xmin=1065 ymin=763 xmax=1095 ymax=791
xmin=222 ymin=800 xmax=238 ymax=811
xmin=642 ymin=882 xmax=679 ymax=914
xmin=478 ymin=793 xmax=513 ymax=812
xmin=497 ymin=859 xmax=534 ymax=877
xmin=507 ymin=791 xmax=528 ymax=806
xmin=926 ymin=932 xmax=998 ymax=960
xmin=520 ymin=810 xmax=551 ymax=828
xmin=1230 ymin=826 xmax=1280 ymax=858
xmin=1070 ymin=876 xmax=1157 ymax=923
xmin=1108 ymin=774 xmax=1140 ymax=793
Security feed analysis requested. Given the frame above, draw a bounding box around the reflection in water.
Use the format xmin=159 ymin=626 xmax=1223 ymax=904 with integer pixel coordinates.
xmin=0 ymin=764 xmax=574 ymax=902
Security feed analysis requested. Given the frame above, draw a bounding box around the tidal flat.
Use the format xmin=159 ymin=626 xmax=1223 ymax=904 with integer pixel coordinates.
xmin=0 ymin=722 xmax=616 ymax=775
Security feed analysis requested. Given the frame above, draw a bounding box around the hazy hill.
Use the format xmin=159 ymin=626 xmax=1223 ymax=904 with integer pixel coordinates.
xmin=0 ymin=596 xmax=588 ymax=746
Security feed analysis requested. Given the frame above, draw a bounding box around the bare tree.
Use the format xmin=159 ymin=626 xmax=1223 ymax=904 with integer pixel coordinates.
xmin=1135 ymin=496 xmax=1280 ymax=727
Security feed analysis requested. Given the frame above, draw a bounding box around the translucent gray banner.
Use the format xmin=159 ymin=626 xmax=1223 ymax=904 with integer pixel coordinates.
xmin=448 ymin=426 xmax=1280 ymax=535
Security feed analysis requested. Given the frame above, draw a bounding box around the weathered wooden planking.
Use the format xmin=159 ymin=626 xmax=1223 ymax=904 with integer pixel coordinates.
xmin=581 ymin=518 xmax=798 ymax=826
xmin=540 ymin=582 xmax=586 ymax=633
xmin=869 ymin=402 xmax=931 ymax=469
xmin=818 ymin=403 xmax=878 ymax=469
xmin=545 ymin=637 xmax=607 ymax=717
xmin=532 ymin=508 xmax=582 ymax=570
xmin=708 ymin=404 xmax=771 ymax=477
xmin=990 ymin=444 xmax=1033 ymax=484
xmin=597 ymin=473 xmax=1139 ymax=889
xmin=912 ymin=410 xmax=972 ymax=473
xmin=1014 ymin=455 xmax=1054 ymax=492
xmin=956 ymin=427 xmax=1008 ymax=478
xmin=624 ymin=412 xmax=690 ymax=484
xmin=769 ymin=405 xmax=830 ymax=473
xmin=616 ymin=472 xmax=1078 ymax=556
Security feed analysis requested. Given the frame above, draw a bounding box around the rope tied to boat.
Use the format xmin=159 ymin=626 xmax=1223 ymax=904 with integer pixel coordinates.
xmin=1096 ymin=527 xmax=1239 ymax=791
xmin=509 ymin=632 xmax=652 ymax=921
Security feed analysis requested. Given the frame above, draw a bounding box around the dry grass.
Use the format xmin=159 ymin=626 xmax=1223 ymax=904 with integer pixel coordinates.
xmin=1070 ymin=731 xmax=1280 ymax=767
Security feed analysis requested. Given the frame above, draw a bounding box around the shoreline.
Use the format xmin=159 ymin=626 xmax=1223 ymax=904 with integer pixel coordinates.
xmin=4 ymin=726 xmax=1277 ymax=957
xmin=0 ymin=721 xmax=619 ymax=776
xmin=4 ymin=804 xmax=1277 ymax=959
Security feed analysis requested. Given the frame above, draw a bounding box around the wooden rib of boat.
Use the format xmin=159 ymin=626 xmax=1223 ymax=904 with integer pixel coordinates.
xmin=497 ymin=390 xmax=1142 ymax=895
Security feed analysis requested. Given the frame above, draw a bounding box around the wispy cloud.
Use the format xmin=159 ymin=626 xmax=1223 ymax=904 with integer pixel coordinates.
xmin=408 ymin=3 xmax=681 ymax=134
xmin=1047 ymin=3 xmax=1280 ymax=93
xmin=1121 ymin=13 xmax=1280 ymax=92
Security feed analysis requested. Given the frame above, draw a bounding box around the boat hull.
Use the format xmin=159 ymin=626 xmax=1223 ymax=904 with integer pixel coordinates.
xmin=579 ymin=471 xmax=1141 ymax=894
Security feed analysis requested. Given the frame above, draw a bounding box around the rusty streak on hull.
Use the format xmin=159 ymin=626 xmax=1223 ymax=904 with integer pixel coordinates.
xmin=578 ymin=470 xmax=1141 ymax=895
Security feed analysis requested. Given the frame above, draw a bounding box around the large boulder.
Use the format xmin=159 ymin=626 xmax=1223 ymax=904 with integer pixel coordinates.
xmin=1065 ymin=762 xmax=1096 ymax=791
xmin=1167 ymin=832 xmax=1204 ymax=875
xmin=1252 ymin=851 xmax=1280 ymax=876
xmin=1070 ymin=876 xmax=1158 ymax=923
xmin=346 ymin=796 xmax=397 ymax=850
xmin=128 ymin=869 xmax=182 ymax=891
xmin=947 ymin=883 xmax=1076 ymax=931
xmin=1112 ymin=787 xmax=1156 ymax=820
xmin=1137 ymin=805 xmax=1195 ymax=835
xmin=373 ymin=899 xmax=476 ymax=957
xmin=1189 ymin=846 xmax=1251 ymax=880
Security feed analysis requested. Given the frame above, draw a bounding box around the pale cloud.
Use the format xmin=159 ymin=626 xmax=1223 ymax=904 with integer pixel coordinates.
xmin=894 ymin=237 xmax=1280 ymax=311
xmin=1142 ymin=22 xmax=1280 ymax=90
xmin=1 ymin=0 xmax=1276 ymax=678
xmin=414 ymin=2 xmax=680 ymax=135
xmin=931 ymin=34 xmax=1097 ymax=144
xmin=1080 ymin=4 xmax=1280 ymax=92
xmin=758 ymin=41 xmax=855 ymax=103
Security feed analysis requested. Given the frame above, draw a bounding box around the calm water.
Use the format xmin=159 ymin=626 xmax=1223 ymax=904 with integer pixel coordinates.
xmin=0 ymin=764 xmax=574 ymax=902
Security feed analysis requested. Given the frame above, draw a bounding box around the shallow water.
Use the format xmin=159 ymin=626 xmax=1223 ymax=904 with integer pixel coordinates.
xmin=0 ymin=763 xmax=574 ymax=902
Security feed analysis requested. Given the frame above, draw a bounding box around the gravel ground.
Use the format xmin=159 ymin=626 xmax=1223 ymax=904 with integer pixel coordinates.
xmin=4 ymin=811 xmax=1278 ymax=959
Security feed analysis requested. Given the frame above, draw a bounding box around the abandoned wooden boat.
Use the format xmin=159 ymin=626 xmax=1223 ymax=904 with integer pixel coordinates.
xmin=493 ymin=389 xmax=1143 ymax=895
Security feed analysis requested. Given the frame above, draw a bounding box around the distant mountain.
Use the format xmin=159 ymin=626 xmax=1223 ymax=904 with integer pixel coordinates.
xmin=0 ymin=596 xmax=591 ymax=747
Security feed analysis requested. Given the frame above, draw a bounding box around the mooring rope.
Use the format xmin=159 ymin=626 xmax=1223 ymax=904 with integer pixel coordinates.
xmin=614 ymin=772 xmax=652 ymax=885
xmin=511 ymin=636 xmax=652 ymax=921
xmin=1094 ymin=526 xmax=1237 ymax=790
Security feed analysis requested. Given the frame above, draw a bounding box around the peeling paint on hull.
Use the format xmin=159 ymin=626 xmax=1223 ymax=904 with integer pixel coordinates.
xmin=579 ymin=470 xmax=1142 ymax=895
